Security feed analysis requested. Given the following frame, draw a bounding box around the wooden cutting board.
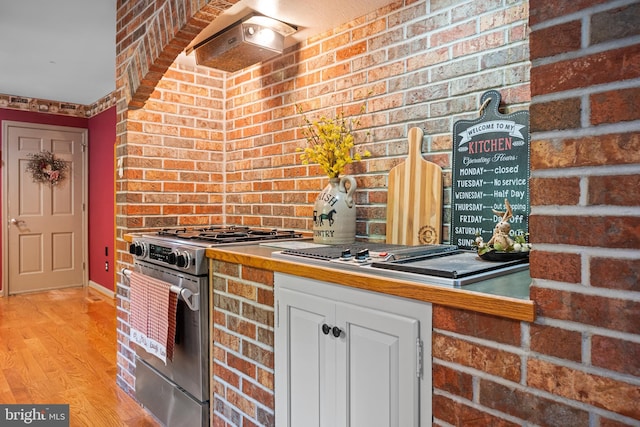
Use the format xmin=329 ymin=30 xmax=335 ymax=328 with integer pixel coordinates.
xmin=386 ymin=127 xmax=443 ymax=245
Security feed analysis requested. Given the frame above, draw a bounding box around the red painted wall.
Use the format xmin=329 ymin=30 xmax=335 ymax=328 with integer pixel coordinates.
xmin=88 ymin=107 xmax=116 ymax=291
xmin=0 ymin=107 xmax=115 ymax=292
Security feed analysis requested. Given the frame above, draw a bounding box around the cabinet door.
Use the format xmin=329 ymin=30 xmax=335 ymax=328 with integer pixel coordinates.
xmin=275 ymin=287 xmax=336 ymax=427
xmin=335 ymin=302 xmax=420 ymax=427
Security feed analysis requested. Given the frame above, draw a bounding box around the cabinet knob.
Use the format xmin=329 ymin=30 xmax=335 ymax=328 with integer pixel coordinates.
xmin=322 ymin=324 xmax=331 ymax=335
xmin=332 ymin=326 xmax=342 ymax=338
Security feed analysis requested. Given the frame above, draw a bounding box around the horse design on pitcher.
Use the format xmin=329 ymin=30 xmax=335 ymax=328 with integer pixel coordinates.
xmin=314 ymin=209 xmax=337 ymax=226
xmin=313 ymin=176 xmax=357 ymax=244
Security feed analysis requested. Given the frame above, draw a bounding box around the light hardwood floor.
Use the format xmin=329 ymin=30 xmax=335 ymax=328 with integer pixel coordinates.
xmin=0 ymin=286 xmax=160 ymax=426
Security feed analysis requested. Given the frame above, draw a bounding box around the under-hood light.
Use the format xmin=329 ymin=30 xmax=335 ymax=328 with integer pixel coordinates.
xmin=191 ymin=14 xmax=297 ymax=72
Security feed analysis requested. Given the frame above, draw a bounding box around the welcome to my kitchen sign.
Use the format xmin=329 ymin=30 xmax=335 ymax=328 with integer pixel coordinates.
xmin=451 ymin=90 xmax=530 ymax=249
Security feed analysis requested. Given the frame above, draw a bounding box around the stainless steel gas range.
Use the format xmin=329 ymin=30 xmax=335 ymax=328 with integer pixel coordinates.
xmin=273 ymin=241 xmax=530 ymax=291
xmin=125 ymin=226 xmax=304 ymax=427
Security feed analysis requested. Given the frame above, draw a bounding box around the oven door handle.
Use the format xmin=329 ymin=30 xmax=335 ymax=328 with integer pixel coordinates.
xmin=178 ymin=287 xmax=199 ymax=311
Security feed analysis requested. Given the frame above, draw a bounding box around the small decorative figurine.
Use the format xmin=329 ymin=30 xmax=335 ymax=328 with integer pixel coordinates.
xmin=487 ymin=198 xmax=515 ymax=250
xmin=474 ymin=198 xmax=531 ymax=259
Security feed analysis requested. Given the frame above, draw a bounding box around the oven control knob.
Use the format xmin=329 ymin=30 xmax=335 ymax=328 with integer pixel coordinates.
xmin=167 ymin=252 xmax=178 ymax=265
xmin=355 ymin=249 xmax=370 ymax=262
xmin=129 ymin=242 xmax=147 ymax=257
xmin=176 ymin=252 xmax=191 ymax=269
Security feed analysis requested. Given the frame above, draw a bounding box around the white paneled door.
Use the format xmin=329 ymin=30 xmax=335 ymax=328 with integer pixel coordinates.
xmin=2 ymin=121 xmax=87 ymax=294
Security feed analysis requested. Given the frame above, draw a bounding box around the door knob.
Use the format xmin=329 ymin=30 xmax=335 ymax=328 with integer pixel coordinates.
xmin=322 ymin=324 xmax=331 ymax=335
xmin=332 ymin=326 xmax=342 ymax=338
xmin=10 ymin=218 xmax=24 ymax=225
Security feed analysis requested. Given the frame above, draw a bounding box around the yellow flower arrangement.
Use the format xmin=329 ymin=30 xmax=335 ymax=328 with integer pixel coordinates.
xmin=297 ymin=104 xmax=371 ymax=178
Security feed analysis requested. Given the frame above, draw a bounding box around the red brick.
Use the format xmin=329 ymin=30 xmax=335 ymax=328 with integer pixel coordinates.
xmin=591 ymin=87 xmax=640 ymax=125
xmin=529 ymin=251 xmax=581 ymax=283
xmin=530 ymin=21 xmax=581 ymax=61
xmin=592 ymin=335 xmax=640 ymax=377
xmin=600 ymin=417 xmax=638 ymax=427
xmin=227 ymin=316 xmax=257 ymax=340
xmin=214 ymin=362 xmax=240 ymax=388
xmin=256 ymin=287 xmax=274 ymax=307
xmin=530 ymin=324 xmax=582 ymax=362
xmin=123 ymin=204 xmax=161 ymax=215
xmin=162 ymin=205 xmax=193 ymax=215
xmin=433 ymin=363 xmax=473 ymax=399
xmin=531 ymin=287 xmax=640 ymax=334
xmin=530 ymin=177 xmax=580 ymax=206
xmin=527 ymin=358 xmax=640 ymax=419
xmin=241 ymin=266 xmax=274 ymax=286
xmin=588 ymin=174 xmax=640 ymax=206
xmin=337 ymin=41 xmax=367 ymax=61
xmin=242 ymin=380 xmax=274 ymax=408
xmin=321 ymin=32 xmax=351 ymax=52
xmin=213 ymin=293 xmax=240 ymax=315
xmin=433 ymin=394 xmax=520 ymax=427
xmin=529 ymin=98 xmax=581 ymax=132
xmin=257 ymin=367 xmax=274 ymax=390
xmin=257 ymin=327 xmax=274 ymax=347
xmin=353 ymin=17 xmax=387 ymax=40
xmin=529 ymin=215 xmax=640 ymax=249
xmin=479 ymin=4 xmax=528 ymax=31
xmin=530 ymin=133 xmax=640 ymax=170
xmin=256 ymin=407 xmax=275 ymax=427
xmin=590 ymin=257 xmax=640 ymax=291
xmin=479 ymin=379 xmax=589 ymax=426
xmin=590 ymin=3 xmax=640 ymax=45
xmin=529 ymin=0 xmax=610 ymax=27
xmin=243 ymin=341 xmax=274 ymax=370
xmin=228 ymin=280 xmax=257 ymax=301
xmin=227 ymin=387 xmax=256 ymax=420
xmin=213 ymin=261 xmax=240 ymax=278
xmin=432 ymin=306 xmax=521 ymax=346
xmin=242 ymin=303 xmax=273 ymax=328
xmin=531 ymin=44 xmax=640 ymax=96
xmin=432 ymin=333 xmax=521 ymax=382
xmin=227 ymin=353 xmax=257 ymax=378
xmin=452 ymin=31 xmax=505 ymax=58
xmin=431 ymin=21 xmax=476 ymax=47
xmin=214 ymin=327 xmax=241 ymax=352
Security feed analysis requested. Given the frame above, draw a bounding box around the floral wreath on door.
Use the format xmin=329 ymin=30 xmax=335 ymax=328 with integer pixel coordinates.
xmin=26 ymin=151 xmax=68 ymax=186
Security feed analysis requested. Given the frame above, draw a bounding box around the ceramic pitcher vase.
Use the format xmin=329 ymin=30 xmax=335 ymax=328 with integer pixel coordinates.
xmin=313 ymin=176 xmax=357 ymax=244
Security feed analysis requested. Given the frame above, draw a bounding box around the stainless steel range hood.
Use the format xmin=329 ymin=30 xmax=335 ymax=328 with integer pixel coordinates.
xmin=192 ymin=15 xmax=296 ymax=72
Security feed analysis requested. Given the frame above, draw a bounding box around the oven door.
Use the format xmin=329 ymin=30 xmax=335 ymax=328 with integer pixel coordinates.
xmin=132 ymin=262 xmax=209 ymax=402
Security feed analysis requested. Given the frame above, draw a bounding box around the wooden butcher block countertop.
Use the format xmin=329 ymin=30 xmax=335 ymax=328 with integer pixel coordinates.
xmin=206 ymin=244 xmax=535 ymax=322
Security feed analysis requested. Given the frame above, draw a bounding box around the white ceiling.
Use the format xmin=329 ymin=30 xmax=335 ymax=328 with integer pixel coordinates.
xmin=0 ymin=0 xmax=117 ymax=105
xmin=0 ymin=0 xmax=390 ymax=106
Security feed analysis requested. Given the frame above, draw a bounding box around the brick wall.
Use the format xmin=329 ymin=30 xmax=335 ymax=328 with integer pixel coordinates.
xmin=222 ymin=0 xmax=530 ymax=237
xmin=212 ymin=261 xmax=276 ymax=426
xmin=115 ymin=0 xmax=531 ymax=400
xmin=114 ymin=0 xmax=640 ymax=425
xmin=524 ymin=0 xmax=640 ymax=425
xmin=114 ymin=1 xmax=235 ymax=394
xmin=115 ymin=0 xmax=530 ymax=239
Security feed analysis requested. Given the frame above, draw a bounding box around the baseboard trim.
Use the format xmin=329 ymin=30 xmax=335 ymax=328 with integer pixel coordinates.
xmin=88 ymin=280 xmax=115 ymax=299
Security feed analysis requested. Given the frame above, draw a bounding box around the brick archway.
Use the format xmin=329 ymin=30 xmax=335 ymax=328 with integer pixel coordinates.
xmin=116 ymin=0 xmax=238 ymax=109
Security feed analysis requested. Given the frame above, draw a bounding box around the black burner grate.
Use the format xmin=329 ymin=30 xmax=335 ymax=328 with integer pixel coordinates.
xmin=156 ymin=226 xmax=302 ymax=244
xmin=281 ymin=242 xmax=414 ymax=261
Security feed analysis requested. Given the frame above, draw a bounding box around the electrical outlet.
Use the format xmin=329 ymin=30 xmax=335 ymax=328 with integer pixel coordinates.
xmin=105 ymin=261 xmax=109 ymax=271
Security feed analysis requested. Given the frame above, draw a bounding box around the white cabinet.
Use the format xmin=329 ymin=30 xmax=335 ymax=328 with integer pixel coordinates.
xmin=275 ymin=273 xmax=432 ymax=427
